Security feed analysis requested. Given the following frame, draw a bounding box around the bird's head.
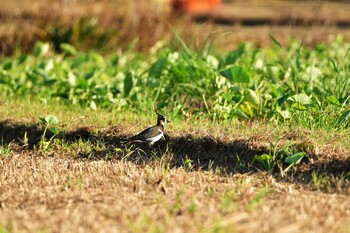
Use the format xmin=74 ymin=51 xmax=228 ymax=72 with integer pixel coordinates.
xmin=156 ymin=110 xmax=170 ymax=125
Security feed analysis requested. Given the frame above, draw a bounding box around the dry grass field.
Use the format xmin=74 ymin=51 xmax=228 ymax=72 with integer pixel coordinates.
xmin=0 ymin=99 xmax=350 ymax=232
xmin=1 ymin=152 xmax=349 ymax=233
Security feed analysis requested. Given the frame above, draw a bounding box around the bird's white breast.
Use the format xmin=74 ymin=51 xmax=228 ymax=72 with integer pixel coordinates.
xmin=146 ymin=131 xmax=163 ymax=144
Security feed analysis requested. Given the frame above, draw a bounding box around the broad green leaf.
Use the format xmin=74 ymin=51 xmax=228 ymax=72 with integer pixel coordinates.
xmin=232 ymin=109 xmax=249 ymax=119
xmin=124 ymin=72 xmax=133 ymax=96
xmin=40 ymin=115 xmax=58 ymax=125
xmin=221 ymin=92 xmax=233 ymax=101
xmin=89 ymin=52 xmax=106 ymax=67
xmin=284 ymin=152 xmax=305 ymax=164
xmin=18 ymin=54 xmax=27 ymax=64
xmin=60 ymin=43 xmax=77 ymax=55
xmin=326 ymin=96 xmax=340 ymax=106
xmin=90 ymin=100 xmax=97 ymax=110
xmin=110 ymin=55 xmax=119 ymax=66
xmin=244 ymin=89 xmax=260 ymax=106
xmin=224 ymin=44 xmax=245 ymax=66
xmin=68 ymin=71 xmax=76 ymax=86
xmin=277 ymin=110 xmax=291 ymax=119
xmin=148 ymin=57 xmax=168 ymax=78
xmin=291 ymin=102 xmax=308 ymax=110
xmin=220 ymin=66 xmax=250 ymax=83
xmin=72 ymin=55 xmax=88 ymax=68
xmin=34 ymin=42 xmax=50 ymax=57
xmin=3 ymin=60 xmax=12 ymax=70
xmin=287 ymin=93 xmax=313 ymax=105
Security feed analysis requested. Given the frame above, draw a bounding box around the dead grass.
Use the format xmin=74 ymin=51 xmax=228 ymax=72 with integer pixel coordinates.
xmin=0 ymin=152 xmax=349 ymax=233
xmin=1 ymin=0 xmax=350 ymax=55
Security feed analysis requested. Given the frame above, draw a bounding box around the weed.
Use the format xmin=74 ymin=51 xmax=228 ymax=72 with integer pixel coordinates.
xmin=0 ymin=140 xmax=13 ymax=159
xmin=253 ymin=139 xmax=281 ymax=173
xmin=183 ymin=157 xmax=194 ymax=170
xmin=38 ymin=115 xmax=60 ymax=151
xmin=253 ymin=139 xmax=306 ymax=175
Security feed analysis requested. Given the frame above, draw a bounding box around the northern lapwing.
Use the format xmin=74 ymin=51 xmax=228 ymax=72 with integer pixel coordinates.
xmin=129 ymin=111 xmax=170 ymax=146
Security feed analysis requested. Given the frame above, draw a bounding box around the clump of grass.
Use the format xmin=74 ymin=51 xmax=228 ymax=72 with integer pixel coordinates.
xmin=0 ymin=140 xmax=13 ymax=158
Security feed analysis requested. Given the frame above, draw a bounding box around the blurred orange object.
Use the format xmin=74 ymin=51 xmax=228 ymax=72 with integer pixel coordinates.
xmin=170 ymin=0 xmax=221 ymax=13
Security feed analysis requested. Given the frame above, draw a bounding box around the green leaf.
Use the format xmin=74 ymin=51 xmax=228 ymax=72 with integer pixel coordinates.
xmin=34 ymin=42 xmax=50 ymax=57
xmin=253 ymin=153 xmax=273 ymax=171
xmin=45 ymin=115 xmax=58 ymax=125
xmin=90 ymin=100 xmax=97 ymax=110
xmin=277 ymin=110 xmax=291 ymax=119
xmin=287 ymin=93 xmax=313 ymax=105
xmin=284 ymin=152 xmax=305 ymax=172
xmin=326 ymin=96 xmax=340 ymax=106
xmin=124 ymin=72 xmax=133 ymax=96
xmin=269 ymin=35 xmax=282 ymax=48
xmin=72 ymin=55 xmax=88 ymax=68
xmin=184 ymin=159 xmax=193 ymax=165
xmin=291 ymin=102 xmax=308 ymax=110
xmin=221 ymin=92 xmax=233 ymax=101
xmin=89 ymin=52 xmax=106 ymax=67
xmin=337 ymin=110 xmax=350 ymax=127
xmin=3 ymin=60 xmax=12 ymax=70
xmin=220 ymin=66 xmax=250 ymax=83
xmin=60 ymin=43 xmax=77 ymax=55
xmin=68 ymin=71 xmax=76 ymax=87
xmin=110 ymin=55 xmax=119 ymax=66
xmin=284 ymin=152 xmax=305 ymax=164
xmin=49 ymin=127 xmax=59 ymax=134
xmin=244 ymin=89 xmax=260 ymax=106
xmin=224 ymin=44 xmax=245 ymax=65
xmin=40 ymin=115 xmax=58 ymax=125
xmin=232 ymin=109 xmax=249 ymax=119
xmin=148 ymin=57 xmax=168 ymax=78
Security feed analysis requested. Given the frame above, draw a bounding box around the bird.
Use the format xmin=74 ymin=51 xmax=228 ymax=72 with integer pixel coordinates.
xmin=128 ymin=111 xmax=170 ymax=146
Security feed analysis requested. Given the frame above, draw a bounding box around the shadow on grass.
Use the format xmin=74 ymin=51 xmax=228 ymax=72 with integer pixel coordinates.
xmin=0 ymin=120 xmax=349 ymax=179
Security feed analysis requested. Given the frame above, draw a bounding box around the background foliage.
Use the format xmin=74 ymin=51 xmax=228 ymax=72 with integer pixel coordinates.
xmin=1 ymin=38 xmax=349 ymax=128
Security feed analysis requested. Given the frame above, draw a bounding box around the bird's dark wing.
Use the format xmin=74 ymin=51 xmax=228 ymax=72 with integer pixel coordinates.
xmin=131 ymin=126 xmax=161 ymax=141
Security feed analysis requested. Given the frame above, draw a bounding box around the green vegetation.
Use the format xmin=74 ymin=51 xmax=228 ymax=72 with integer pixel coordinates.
xmin=1 ymin=37 xmax=349 ymax=128
xmin=38 ymin=115 xmax=60 ymax=150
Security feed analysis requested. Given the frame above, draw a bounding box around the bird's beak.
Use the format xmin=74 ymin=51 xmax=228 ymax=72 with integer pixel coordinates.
xmin=167 ymin=119 xmax=171 ymax=123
